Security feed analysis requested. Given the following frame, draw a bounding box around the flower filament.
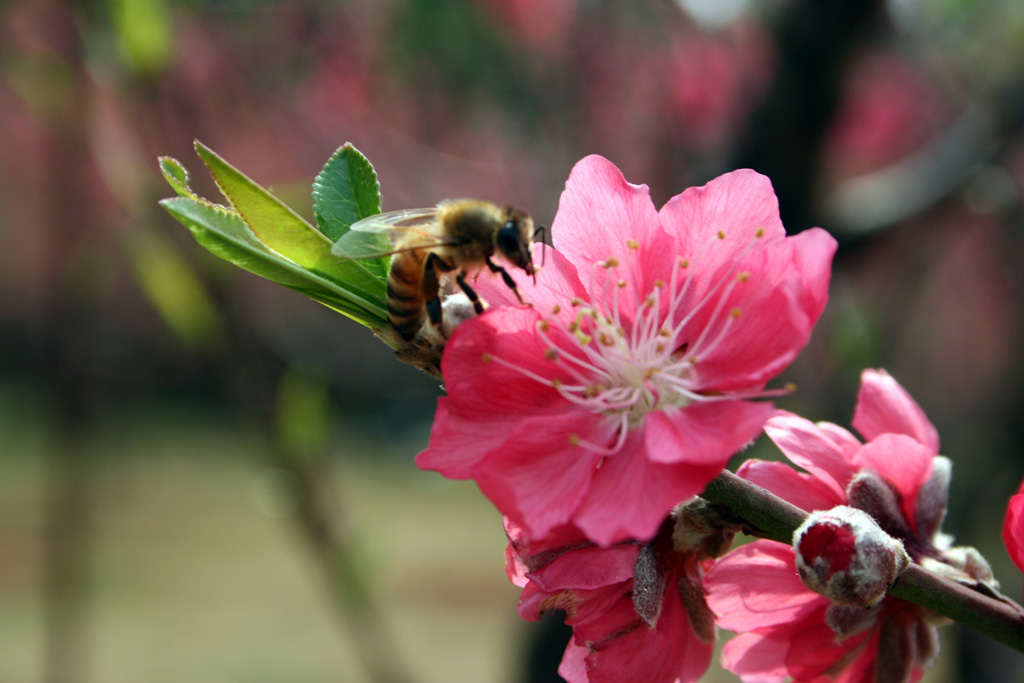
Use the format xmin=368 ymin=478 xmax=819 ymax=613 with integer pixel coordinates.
xmin=488 ymin=228 xmax=780 ymax=454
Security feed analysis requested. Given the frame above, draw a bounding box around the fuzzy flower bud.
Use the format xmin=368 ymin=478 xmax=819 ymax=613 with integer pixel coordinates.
xmin=793 ymin=506 xmax=910 ymax=608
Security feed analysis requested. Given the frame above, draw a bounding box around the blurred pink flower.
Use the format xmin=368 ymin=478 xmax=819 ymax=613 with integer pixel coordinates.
xmin=477 ymin=0 xmax=576 ymax=51
xmin=664 ymin=23 xmax=774 ymax=150
xmin=506 ymin=518 xmax=715 ymax=683
xmin=705 ymin=369 xmax=952 ymax=683
xmin=1002 ymin=479 xmax=1024 ymax=586
xmin=823 ymin=51 xmax=950 ymax=181
xmin=417 ymin=155 xmax=836 ymax=546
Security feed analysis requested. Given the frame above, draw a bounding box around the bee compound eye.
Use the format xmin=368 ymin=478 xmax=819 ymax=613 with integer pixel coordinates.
xmin=497 ymin=222 xmax=521 ymax=256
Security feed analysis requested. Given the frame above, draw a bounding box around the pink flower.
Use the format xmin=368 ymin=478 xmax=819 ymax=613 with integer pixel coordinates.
xmin=417 ymin=155 xmax=837 ymax=546
xmin=506 ymin=511 xmax=718 ymax=683
xmin=1002 ymin=479 xmax=1024 ymax=584
xmin=705 ymin=369 xmax=953 ymax=683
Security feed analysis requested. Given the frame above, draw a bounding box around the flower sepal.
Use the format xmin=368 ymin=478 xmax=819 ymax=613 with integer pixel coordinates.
xmin=794 ymin=506 xmax=910 ymax=609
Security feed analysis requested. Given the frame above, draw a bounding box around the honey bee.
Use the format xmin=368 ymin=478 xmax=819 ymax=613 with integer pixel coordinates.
xmin=332 ymin=199 xmax=541 ymax=343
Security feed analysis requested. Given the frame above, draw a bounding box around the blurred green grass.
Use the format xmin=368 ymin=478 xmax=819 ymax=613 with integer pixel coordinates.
xmin=0 ymin=385 xmax=523 ymax=683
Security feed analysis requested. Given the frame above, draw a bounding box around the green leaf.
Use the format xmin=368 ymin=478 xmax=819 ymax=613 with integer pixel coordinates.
xmin=194 ymin=140 xmax=331 ymax=269
xmin=112 ymin=0 xmax=172 ymax=75
xmin=123 ymin=227 xmax=222 ymax=349
xmin=312 ymin=143 xmax=383 ymax=241
xmin=275 ymin=368 xmax=331 ymax=460
xmin=159 ymin=196 xmax=389 ymax=330
xmin=158 ymin=156 xmax=194 ymax=198
xmin=189 ymin=141 xmax=389 ymax=319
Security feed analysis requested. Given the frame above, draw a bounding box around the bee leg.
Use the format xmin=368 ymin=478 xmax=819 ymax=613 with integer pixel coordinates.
xmin=423 ymin=252 xmax=456 ymax=325
xmin=486 ymin=258 xmax=526 ymax=305
xmin=455 ymin=272 xmax=485 ymax=315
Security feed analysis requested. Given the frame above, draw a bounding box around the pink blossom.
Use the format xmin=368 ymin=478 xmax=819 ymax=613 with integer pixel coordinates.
xmin=705 ymin=369 xmax=951 ymax=683
xmin=417 ymin=155 xmax=837 ymax=546
xmin=1002 ymin=479 xmax=1024 ymax=583
xmin=823 ymin=50 xmax=950 ymax=181
xmin=506 ymin=516 xmax=715 ymax=683
xmin=663 ymin=23 xmax=774 ymax=150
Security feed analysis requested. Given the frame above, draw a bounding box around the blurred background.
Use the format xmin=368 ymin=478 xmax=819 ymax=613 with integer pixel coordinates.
xmin=3 ymin=0 xmax=1024 ymax=681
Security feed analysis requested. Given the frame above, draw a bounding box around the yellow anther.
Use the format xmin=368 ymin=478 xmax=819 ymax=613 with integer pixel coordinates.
xmin=551 ymin=304 xmax=561 ymax=315
xmin=784 ymin=381 xmax=797 ymax=392
xmin=644 ymin=368 xmax=657 ymax=379
xmin=571 ymin=297 xmax=584 ymax=307
xmin=717 ymin=230 xmax=726 ymax=240
xmin=654 ymin=279 xmax=666 ymax=288
xmin=659 ymin=328 xmax=671 ymax=337
xmin=737 ymin=271 xmax=749 ymax=282
xmin=617 ymin=280 xmax=627 ymax=288
xmin=603 ymin=258 xmax=620 ymax=268
xmin=599 ymin=333 xmax=614 ymax=346
xmin=627 ymin=239 xmax=639 ymax=249
xmin=538 ymin=319 xmax=550 ymax=332
xmin=568 ymin=321 xmax=579 ymax=333
xmin=656 ymin=343 xmax=665 ymax=353
xmin=679 ymin=258 xmax=690 ymax=268
xmin=731 ymin=308 xmax=743 ymax=319
xmin=568 ymin=433 xmax=581 ymax=446
xmin=552 ymin=377 xmax=563 ymax=387
xmin=544 ymin=348 xmax=558 ymax=360
xmin=481 ymin=353 xmax=493 ymax=363
xmin=756 ymin=227 xmax=765 ymax=238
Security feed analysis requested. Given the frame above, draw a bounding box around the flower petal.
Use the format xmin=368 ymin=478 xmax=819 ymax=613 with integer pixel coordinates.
xmin=528 ymin=544 xmax=639 ymax=593
xmin=659 ymin=169 xmax=787 ymax=261
xmin=573 ymin=430 xmax=722 ymax=546
xmin=1002 ymin=480 xmax=1024 ymax=575
xmin=679 ymin=228 xmax=836 ymax=392
xmin=416 ymin=398 xmax=516 ymax=478
xmin=583 ymin=585 xmax=714 ymax=683
xmin=643 ymin=401 xmax=775 ymax=465
xmin=558 ymin=639 xmax=590 ymax=683
xmin=705 ymin=540 xmax=823 ymax=631
xmin=719 ymin=631 xmax=791 ymax=683
xmin=418 ymin=306 xmax=577 ymax=478
xmin=550 ymin=155 xmax=673 ymax=314
xmin=852 ymin=433 xmax=934 ymax=531
xmin=763 ymin=413 xmax=857 ymax=499
xmin=785 ymin=614 xmax=873 ymax=681
xmin=852 ymin=369 xmax=939 ymax=453
xmin=473 ymin=410 xmax=615 ymax=540
xmin=440 ymin=307 xmax=569 ymax=416
xmin=737 ymin=459 xmax=843 ymax=512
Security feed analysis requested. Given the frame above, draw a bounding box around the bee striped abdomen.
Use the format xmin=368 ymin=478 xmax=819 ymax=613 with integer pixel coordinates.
xmin=386 ymin=248 xmax=428 ymax=341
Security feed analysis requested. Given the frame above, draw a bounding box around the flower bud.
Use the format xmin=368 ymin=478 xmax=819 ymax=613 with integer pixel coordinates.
xmin=793 ymin=506 xmax=910 ymax=608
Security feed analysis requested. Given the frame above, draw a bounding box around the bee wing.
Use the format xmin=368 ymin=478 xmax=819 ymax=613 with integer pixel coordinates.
xmin=332 ymin=208 xmax=455 ymax=259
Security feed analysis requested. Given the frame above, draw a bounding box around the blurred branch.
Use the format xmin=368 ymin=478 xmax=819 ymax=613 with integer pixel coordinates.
xmin=730 ymin=0 xmax=890 ymax=233
xmin=271 ymin=369 xmax=416 ymax=683
xmin=823 ymin=105 xmax=998 ymax=235
xmin=207 ymin=290 xmax=417 ymax=683
xmin=823 ymin=72 xmax=1024 ymax=237
xmin=38 ymin=7 xmax=98 ymax=683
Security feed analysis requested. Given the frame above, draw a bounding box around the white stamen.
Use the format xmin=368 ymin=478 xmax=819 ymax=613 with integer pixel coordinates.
xmin=488 ymin=230 xmax=778 ymax=455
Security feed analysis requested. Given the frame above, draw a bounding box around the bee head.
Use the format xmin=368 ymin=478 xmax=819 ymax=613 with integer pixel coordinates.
xmin=497 ymin=208 xmax=536 ymax=277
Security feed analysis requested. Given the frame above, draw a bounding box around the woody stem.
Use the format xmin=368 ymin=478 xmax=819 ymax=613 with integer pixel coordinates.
xmin=701 ymin=470 xmax=1024 ymax=654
